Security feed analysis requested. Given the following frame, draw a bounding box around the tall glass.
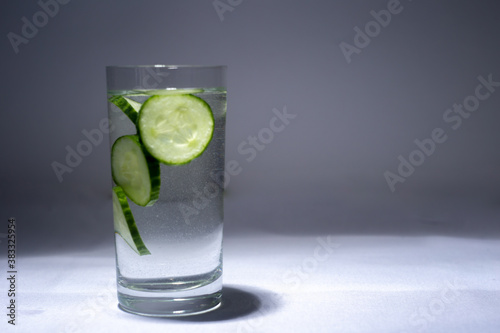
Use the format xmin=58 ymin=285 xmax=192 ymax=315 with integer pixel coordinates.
xmin=105 ymin=65 xmax=226 ymax=316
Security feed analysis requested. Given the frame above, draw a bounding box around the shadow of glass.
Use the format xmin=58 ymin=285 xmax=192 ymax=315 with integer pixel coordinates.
xmin=166 ymin=285 xmax=281 ymax=322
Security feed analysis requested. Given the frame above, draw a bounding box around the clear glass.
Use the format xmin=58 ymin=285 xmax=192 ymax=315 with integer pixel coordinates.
xmin=105 ymin=65 xmax=226 ymax=317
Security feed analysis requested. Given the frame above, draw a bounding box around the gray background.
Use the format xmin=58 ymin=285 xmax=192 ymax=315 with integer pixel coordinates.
xmin=1 ymin=0 xmax=499 ymax=254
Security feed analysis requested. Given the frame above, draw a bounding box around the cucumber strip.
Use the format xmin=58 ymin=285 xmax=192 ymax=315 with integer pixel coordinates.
xmin=137 ymin=94 xmax=214 ymax=165
xmin=111 ymin=135 xmax=160 ymax=206
xmin=109 ymin=96 xmax=141 ymax=124
xmin=112 ymin=186 xmax=150 ymax=256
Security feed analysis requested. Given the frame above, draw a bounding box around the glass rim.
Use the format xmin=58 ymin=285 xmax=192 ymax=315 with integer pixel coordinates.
xmin=106 ymin=65 xmax=226 ymax=70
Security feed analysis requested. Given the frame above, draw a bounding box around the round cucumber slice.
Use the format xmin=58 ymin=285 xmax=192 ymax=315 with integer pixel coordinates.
xmin=137 ymin=94 xmax=214 ymax=165
xmin=111 ymin=135 xmax=160 ymax=206
xmin=112 ymin=186 xmax=150 ymax=256
xmin=109 ymin=96 xmax=142 ymax=124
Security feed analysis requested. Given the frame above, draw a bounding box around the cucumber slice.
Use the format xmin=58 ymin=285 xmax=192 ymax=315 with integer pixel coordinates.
xmin=112 ymin=186 xmax=150 ymax=256
xmin=109 ymin=96 xmax=141 ymax=124
xmin=111 ymin=135 xmax=160 ymax=206
xmin=138 ymin=94 xmax=214 ymax=165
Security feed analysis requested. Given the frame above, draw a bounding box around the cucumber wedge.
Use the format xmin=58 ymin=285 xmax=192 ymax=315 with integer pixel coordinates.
xmin=111 ymin=135 xmax=160 ymax=206
xmin=137 ymin=94 xmax=214 ymax=165
xmin=109 ymin=96 xmax=142 ymax=124
xmin=112 ymin=186 xmax=150 ymax=256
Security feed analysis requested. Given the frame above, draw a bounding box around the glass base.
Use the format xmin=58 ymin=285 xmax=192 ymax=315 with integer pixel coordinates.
xmin=117 ymin=275 xmax=222 ymax=317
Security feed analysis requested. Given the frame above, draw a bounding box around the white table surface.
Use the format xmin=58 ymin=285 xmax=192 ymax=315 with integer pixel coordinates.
xmin=3 ymin=233 xmax=499 ymax=333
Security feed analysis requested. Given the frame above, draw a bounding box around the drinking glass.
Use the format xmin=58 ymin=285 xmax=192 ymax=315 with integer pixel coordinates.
xmin=105 ymin=65 xmax=226 ymax=316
